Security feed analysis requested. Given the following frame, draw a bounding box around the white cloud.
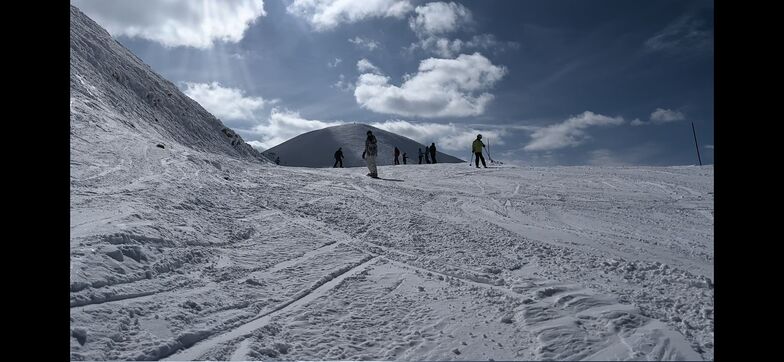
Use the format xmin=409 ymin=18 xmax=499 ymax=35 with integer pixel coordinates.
xmin=246 ymin=140 xmax=267 ymax=150
xmin=287 ymin=0 xmax=413 ymax=31
xmin=405 ymin=2 xmax=471 ymax=58
xmin=408 ymin=1 xmax=472 ymax=36
xmin=357 ymin=58 xmax=382 ymax=74
xmin=328 ymin=57 xmax=343 ymax=68
xmin=405 ymin=3 xmax=516 ymax=58
xmin=645 ymin=15 xmax=712 ymax=52
xmin=466 ymin=34 xmax=520 ymax=51
xmin=354 ymin=52 xmax=507 ymax=118
xmin=332 ymin=74 xmax=354 ymax=92
xmin=182 ymin=82 xmax=269 ymax=126
xmin=72 ymin=0 xmax=266 ymax=48
xmin=524 ymin=111 xmax=625 ymax=151
xmin=650 ymin=108 xmax=686 ymax=123
xmin=631 ymin=109 xmax=686 ymax=126
xmin=349 ymin=36 xmax=380 ymax=51
xmin=369 ymin=120 xmax=506 ymax=152
xmin=247 ymin=108 xmax=345 ymax=150
xmin=411 ymin=34 xmax=520 ymax=58
xmin=413 ymin=37 xmax=465 ymax=58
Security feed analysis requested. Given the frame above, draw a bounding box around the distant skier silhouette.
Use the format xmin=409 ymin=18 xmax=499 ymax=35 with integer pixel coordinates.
xmin=333 ymin=147 xmax=344 ymax=168
xmin=418 ymin=148 xmax=424 ymax=164
xmin=472 ymin=134 xmax=487 ymax=168
xmin=424 ymin=146 xmax=431 ymax=164
xmin=275 ymin=156 xmax=280 ymax=165
xmin=429 ymin=143 xmax=437 ymax=164
xmin=363 ymin=131 xmax=378 ymax=178
xmin=394 ymin=146 xmax=401 ymax=165
xmin=402 ymin=152 xmax=408 ymax=165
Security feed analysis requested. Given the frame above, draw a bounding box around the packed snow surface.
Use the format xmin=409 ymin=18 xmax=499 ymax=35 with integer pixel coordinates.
xmin=71 ymin=149 xmax=713 ymax=360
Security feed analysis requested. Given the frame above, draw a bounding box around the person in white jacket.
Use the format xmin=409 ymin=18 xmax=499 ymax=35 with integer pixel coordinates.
xmin=362 ymin=130 xmax=378 ymax=178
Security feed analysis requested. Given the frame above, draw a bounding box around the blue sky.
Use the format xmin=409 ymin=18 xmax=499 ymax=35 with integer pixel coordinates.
xmin=72 ymin=0 xmax=714 ymax=166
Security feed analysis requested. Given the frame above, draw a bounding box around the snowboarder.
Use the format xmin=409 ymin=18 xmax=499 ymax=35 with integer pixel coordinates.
xmin=429 ymin=142 xmax=437 ymax=164
xmin=402 ymin=152 xmax=408 ymax=165
xmin=424 ymin=146 xmax=431 ymax=164
xmin=394 ymin=146 xmax=401 ymax=165
xmin=363 ymin=130 xmax=378 ymax=178
xmin=418 ymin=148 xmax=424 ymax=164
xmin=275 ymin=156 xmax=280 ymax=165
xmin=333 ymin=147 xmax=344 ymax=168
xmin=472 ymin=134 xmax=487 ymax=168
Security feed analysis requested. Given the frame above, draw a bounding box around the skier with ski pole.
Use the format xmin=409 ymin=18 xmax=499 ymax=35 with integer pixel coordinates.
xmin=472 ymin=134 xmax=488 ymax=168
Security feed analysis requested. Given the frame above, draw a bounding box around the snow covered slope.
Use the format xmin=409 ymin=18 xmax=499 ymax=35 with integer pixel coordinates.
xmin=70 ymin=5 xmax=267 ymax=163
xmin=262 ymin=123 xmax=464 ymax=167
xmin=71 ymin=160 xmax=714 ymax=361
xmin=70 ymin=5 xmax=714 ymax=361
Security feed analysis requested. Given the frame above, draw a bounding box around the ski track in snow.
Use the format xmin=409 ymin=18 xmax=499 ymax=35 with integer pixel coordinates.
xmin=164 ymin=256 xmax=379 ymax=361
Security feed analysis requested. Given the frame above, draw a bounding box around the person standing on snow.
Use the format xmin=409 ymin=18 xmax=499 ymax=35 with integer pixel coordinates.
xmin=363 ymin=130 xmax=378 ymax=178
xmin=424 ymin=146 xmax=431 ymax=164
xmin=402 ymin=152 xmax=408 ymax=164
xmin=472 ymin=134 xmax=487 ymax=168
xmin=429 ymin=142 xmax=437 ymax=164
xmin=418 ymin=148 xmax=424 ymax=164
xmin=394 ymin=146 xmax=401 ymax=165
xmin=333 ymin=147 xmax=344 ymax=168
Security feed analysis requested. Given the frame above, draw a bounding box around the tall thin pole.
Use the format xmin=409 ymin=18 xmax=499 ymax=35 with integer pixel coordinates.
xmin=486 ymin=137 xmax=493 ymax=163
xmin=691 ymin=122 xmax=702 ymax=166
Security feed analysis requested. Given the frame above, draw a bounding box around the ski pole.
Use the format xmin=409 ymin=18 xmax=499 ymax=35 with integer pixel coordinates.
xmin=486 ymin=138 xmax=495 ymax=163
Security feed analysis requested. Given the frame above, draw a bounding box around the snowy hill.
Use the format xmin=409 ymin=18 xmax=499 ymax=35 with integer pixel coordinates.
xmin=70 ymin=5 xmax=267 ymax=163
xmin=70 ymin=5 xmax=714 ymax=361
xmin=262 ymin=123 xmax=464 ymax=167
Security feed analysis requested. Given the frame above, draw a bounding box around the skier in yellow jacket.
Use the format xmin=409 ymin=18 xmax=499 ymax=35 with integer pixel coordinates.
xmin=472 ymin=134 xmax=487 ymax=168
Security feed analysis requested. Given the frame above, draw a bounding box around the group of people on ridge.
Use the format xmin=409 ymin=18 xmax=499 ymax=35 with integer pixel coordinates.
xmin=331 ymin=130 xmax=488 ymax=178
xmin=418 ymin=143 xmax=438 ymax=164
xmin=393 ymin=147 xmax=408 ymax=165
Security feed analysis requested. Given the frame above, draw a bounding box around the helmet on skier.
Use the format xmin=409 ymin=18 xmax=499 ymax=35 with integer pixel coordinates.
xmin=477 ymin=134 xmax=482 ymax=139
xmin=367 ymin=130 xmax=372 ymax=135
